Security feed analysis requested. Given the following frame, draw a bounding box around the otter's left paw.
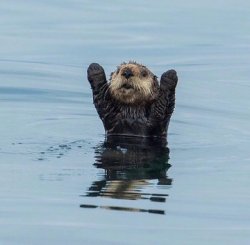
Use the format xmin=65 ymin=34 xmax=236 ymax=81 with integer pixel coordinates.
xmin=87 ymin=63 xmax=105 ymax=80
xmin=87 ymin=63 xmax=107 ymax=88
xmin=160 ymin=69 xmax=178 ymax=90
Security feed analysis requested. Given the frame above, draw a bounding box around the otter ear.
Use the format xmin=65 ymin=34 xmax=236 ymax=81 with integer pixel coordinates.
xmin=160 ymin=69 xmax=178 ymax=91
xmin=87 ymin=63 xmax=107 ymax=90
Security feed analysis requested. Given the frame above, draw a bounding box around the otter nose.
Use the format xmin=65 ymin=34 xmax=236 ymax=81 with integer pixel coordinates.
xmin=122 ymin=69 xmax=133 ymax=79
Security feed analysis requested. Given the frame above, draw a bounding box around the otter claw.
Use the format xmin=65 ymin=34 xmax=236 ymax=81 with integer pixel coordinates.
xmin=87 ymin=63 xmax=107 ymax=86
xmin=160 ymin=69 xmax=178 ymax=90
xmin=87 ymin=63 xmax=105 ymax=76
xmin=161 ymin=69 xmax=177 ymax=82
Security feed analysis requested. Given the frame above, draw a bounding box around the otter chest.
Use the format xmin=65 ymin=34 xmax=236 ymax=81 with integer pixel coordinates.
xmin=104 ymin=106 xmax=152 ymax=136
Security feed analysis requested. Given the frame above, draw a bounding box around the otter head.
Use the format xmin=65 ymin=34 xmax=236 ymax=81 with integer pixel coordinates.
xmin=109 ymin=62 xmax=159 ymax=105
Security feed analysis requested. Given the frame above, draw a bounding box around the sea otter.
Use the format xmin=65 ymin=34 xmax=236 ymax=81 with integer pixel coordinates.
xmin=87 ymin=61 xmax=178 ymax=138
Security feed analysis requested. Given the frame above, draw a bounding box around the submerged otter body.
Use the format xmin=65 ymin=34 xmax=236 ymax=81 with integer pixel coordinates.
xmin=87 ymin=62 xmax=178 ymax=138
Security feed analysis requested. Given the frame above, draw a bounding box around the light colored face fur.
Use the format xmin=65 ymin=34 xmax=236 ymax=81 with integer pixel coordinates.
xmin=109 ymin=62 xmax=159 ymax=104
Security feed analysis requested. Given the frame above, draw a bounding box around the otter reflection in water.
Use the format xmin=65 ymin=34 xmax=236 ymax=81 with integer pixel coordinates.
xmin=80 ymin=136 xmax=172 ymax=215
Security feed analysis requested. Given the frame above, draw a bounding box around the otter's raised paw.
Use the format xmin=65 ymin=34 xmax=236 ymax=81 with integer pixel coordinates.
xmin=160 ymin=69 xmax=178 ymax=90
xmin=87 ymin=63 xmax=105 ymax=77
xmin=87 ymin=63 xmax=107 ymax=86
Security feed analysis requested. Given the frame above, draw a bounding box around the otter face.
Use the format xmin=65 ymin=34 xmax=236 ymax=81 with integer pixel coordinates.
xmin=109 ymin=62 xmax=159 ymax=104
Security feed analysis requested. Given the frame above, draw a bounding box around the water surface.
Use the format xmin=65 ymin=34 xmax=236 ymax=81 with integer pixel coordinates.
xmin=0 ymin=0 xmax=250 ymax=244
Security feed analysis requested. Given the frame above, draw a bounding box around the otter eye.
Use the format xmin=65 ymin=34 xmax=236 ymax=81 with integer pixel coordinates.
xmin=141 ymin=71 xmax=148 ymax=77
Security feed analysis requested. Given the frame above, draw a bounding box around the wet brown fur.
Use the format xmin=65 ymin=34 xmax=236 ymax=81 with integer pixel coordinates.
xmin=87 ymin=61 xmax=178 ymax=137
xmin=109 ymin=61 xmax=159 ymax=105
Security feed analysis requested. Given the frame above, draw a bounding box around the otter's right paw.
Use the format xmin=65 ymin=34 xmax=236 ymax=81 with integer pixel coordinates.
xmin=87 ymin=63 xmax=106 ymax=85
xmin=160 ymin=69 xmax=178 ymax=91
xmin=87 ymin=63 xmax=104 ymax=76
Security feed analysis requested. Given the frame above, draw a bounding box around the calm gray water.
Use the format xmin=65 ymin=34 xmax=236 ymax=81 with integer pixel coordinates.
xmin=1 ymin=0 xmax=250 ymax=244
